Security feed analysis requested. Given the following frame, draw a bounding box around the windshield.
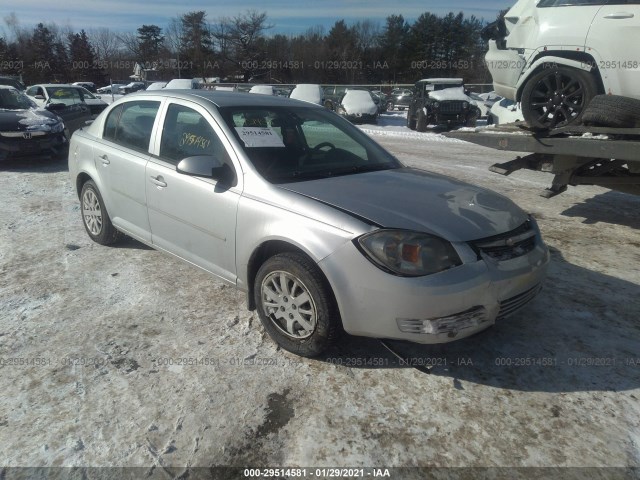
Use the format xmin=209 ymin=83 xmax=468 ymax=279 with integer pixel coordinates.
xmin=45 ymin=86 xmax=83 ymax=105
xmin=0 ymin=88 xmax=37 ymax=110
xmin=79 ymin=87 xmax=97 ymax=99
xmin=219 ymin=106 xmax=401 ymax=184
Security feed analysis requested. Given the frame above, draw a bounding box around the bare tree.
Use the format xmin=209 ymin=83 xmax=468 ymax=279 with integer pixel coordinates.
xmin=89 ymin=28 xmax=121 ymax=62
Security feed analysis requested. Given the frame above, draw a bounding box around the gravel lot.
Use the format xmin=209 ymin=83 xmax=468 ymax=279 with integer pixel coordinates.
xmin=1 ymin=115 xmax=639 ymax=478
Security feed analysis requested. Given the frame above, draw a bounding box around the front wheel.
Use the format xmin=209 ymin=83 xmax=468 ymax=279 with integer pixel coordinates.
xmin=521 ymin=66 xmax=598 ymax=130
xmin=254 ymin=252 xmax=340 ymax=357
xmin=407 ymin=110 xmax=417 ymax=130
xmin=416 ymin=110 xmax=428 ymax=132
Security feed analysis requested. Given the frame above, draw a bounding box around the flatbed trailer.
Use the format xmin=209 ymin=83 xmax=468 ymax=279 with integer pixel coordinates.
xmin=445 ymin=124 xmax=640 ymax=197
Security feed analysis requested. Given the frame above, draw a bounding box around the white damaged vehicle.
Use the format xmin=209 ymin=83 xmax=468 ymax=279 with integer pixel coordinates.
xmin=483 ymin=0 xmax=640 ymax=129
xmin=335 ymin=89 xmax=379 ymax=124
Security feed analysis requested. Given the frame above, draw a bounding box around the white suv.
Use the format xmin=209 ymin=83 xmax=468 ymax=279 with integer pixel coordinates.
xmin=484 ymin=0 xmax=640 ymax=129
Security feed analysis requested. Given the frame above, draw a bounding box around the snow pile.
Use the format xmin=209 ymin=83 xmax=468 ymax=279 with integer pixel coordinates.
xmin=249 ymin=85 xmax=274 ymax=95
xmin=289 ymin=84 xmax=323 ymax=105
xmin=429 ymin=87 xmax=469 ymax=102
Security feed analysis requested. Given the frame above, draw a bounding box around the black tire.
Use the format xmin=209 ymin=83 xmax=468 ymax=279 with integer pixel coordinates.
xmin=465 ymin=109 xmax=479 ymax=127
xmin=582 ymin=94 xmax=640 ymax=128
xmin=80 ymin=180 xmax=122 ymax=245
xmin=254 ymin=252 xmax=340 ymax=357
xmin=416 ymin=109 xmax=428 ymax=132
xmin=407 ymin=111 xmax=417 ymax=130
xmin=521 ymin=65 xmax=598 ymax=130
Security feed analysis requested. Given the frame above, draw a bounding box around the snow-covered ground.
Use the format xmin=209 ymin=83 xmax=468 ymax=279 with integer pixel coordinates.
xmin=1 ymin=113 xmax=639 ymax=471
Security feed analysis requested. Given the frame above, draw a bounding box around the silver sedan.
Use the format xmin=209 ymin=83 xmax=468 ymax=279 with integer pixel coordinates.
xmin=68 ymin=90 xmax=549 ymax=357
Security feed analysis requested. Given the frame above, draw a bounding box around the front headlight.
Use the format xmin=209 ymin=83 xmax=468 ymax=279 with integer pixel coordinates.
xmin=433 ymin=102 xmax=440 ymax=109
xmin=50 ymin=121 xmax=65 ymax=133
xmin=462 ymin=101 xmax=469 ymax=109
xmin=356 ymin=229 xmax=462 ymax=277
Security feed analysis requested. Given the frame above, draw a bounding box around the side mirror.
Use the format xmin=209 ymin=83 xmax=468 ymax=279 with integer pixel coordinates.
xmin=177 ymin=155 xmax=237 ymax=186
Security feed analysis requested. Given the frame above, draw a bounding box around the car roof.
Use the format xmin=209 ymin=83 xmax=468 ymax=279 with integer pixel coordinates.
xmin=29 ymin=84 xmax=81 ymax=88
xmin=131 ymin=90 xmax=324 ymax=109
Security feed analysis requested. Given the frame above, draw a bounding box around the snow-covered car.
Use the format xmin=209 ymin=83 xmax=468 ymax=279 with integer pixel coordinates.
xmin=289 ymin=84 xmax=324 ymax=105
xmin=483 ymin=0 xmax=640 ymax=129
xmin=165 ymin=78 xmax=200 ymax=90
xmin=249 ymin=85 xmax=274 ymax=95
xmin=68 ymin=90 xmax=549 ymax=357
xmin=407 ymin=78 xmax=481 ymax=131
xmin=26 ymin=84 xmax=108 ymax=118
xmin=335 ymin=90 xmax=379 ymax=124
xmin=489 ymin=98 xmax=524 ymax=125
xmin=0 ymin=86 xmax=71 ymax=161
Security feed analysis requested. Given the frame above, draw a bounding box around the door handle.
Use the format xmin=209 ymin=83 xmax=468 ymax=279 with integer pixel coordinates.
xmin=98 ymin=154 xmax=110 ymax=165
xmin=604 ymin=12 xmax=634 ymax=19
xmin=150 ymin=175 xmax=167 ymax=187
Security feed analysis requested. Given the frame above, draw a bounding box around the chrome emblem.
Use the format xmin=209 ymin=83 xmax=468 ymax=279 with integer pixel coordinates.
xmin=505 ymin=237 xmax=515 ymax=247
xmin=23 ymin=132 xmax=32 ymax=139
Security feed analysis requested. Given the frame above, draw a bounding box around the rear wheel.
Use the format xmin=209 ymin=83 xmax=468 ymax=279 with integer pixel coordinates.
xmin=80 ymin=180 xmax=122 ymax=245
xmin=254 ymin=252 xmax=339 ymax=357
xmin=521 ymin=65 xmax=598 ymax=130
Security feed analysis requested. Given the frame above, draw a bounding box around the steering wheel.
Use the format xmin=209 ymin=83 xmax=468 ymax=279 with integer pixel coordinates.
xmin=312 ymin=142 xmax=336 ymax=153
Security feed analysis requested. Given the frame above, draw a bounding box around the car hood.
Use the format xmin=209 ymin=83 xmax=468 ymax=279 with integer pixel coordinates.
xmin=0 ymin=108 xmax=61 ymax=132
xmin=278 ymin=168 xmax=528 ymax=241
xmin=429 ymin=87 xmax=471 ymax=102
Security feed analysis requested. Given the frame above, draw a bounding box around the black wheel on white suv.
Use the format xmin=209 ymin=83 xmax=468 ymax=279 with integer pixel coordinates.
xmin=521 ymin=65 xmax=598 ymax=130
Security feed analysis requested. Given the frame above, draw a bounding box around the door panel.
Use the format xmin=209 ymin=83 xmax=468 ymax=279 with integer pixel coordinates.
xmin=146 ymin=161 xmax=239 ymax=282
xmin=587 ymin=3 xmax=640 ymax=97
xmin=93 ymin=141 xmax=152 ymax=242
xmin=145 ymin=101 xmax=240 ymax=283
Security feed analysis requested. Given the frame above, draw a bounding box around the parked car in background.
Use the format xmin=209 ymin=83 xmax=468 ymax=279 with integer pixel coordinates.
xmin=72 ymin=81 xmax=96 ymax=93
xmin=68 ymin=90 xmax=549 ymax=357
xmin=289 ymin=84 xmax=324 ymax=105
xmin=489 ymin=98 xmax=524 ymax=125
xmin=249 ymin=85 xmax=274 ymax=95
xmin=20 ymin=84 xmax=92 ymax=133
xmin=322 ymin=85 xmax=347 ymax=110
xmin=165 ymin=78 xmax=200 ymax=89
xmin=145 ymin=82 xmax=167 ymax=91
xmin=407 ymin=78 xmax=481 ymax=131
xmin=336 ymin=89 xmax=379 ymax=124
xmin=121 ymin=82 xmax=146 ymax=94
xmin=26 ymin=84 xmax=108 ymax=118
xmin=483 ymin=0 xmax=640 ymax=128
xmin=0 ymin=76 xmax=25 ymax=90
xmin=385 ymin=88 xmax=413 ymax=111
xmin=468 ymin=92 xmax=491 ymax=118
xmin=97 ymin=84 xmax=126 ymax=94
xmin=0 ymin=86 xmax=71 ymax=160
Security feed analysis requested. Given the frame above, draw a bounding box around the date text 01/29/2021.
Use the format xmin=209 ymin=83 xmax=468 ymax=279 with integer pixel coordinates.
xmin=243 ymin=468 xmax=391 ymax=477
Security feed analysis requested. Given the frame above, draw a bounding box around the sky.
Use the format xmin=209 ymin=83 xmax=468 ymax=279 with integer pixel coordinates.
xmin=2 ymin=0 xmax=508 ymax=35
